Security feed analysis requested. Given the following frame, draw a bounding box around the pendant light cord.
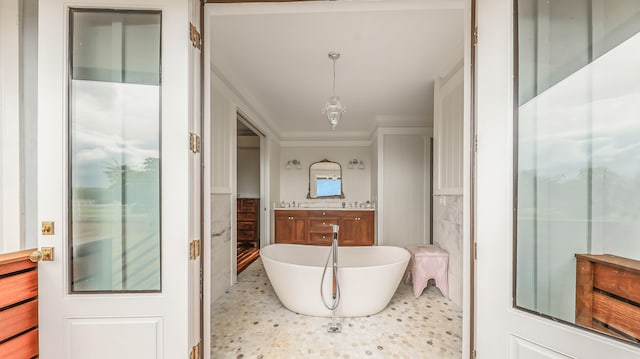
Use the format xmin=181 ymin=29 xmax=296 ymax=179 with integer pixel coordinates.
xmin=332 ymin=59 xmax=336 ymax=96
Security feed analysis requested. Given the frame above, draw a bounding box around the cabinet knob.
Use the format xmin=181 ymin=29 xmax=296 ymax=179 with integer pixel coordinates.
xmin=322 ymin=212 xmax=326 ymax=215
xmin=322 ymin=235 xmax=326 ymax=239
xmin=323 ymin=222 xmax=326 ymax=225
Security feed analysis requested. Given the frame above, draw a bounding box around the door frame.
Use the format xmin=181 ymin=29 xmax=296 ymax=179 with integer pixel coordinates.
xmin=201 ymin=1 xmax=474 ymax=359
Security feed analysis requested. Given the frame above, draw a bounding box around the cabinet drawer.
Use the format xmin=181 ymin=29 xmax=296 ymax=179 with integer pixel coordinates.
xmin=237 ymin=230 xmax=255 ymax=241
xmin=237 ymin=213 xmax=256 ymax=221
xmin=237 ymin=222 xmax=255 ymax=231
xmin=309 ymin=233 xmax=333 ymax=245
xmin=309 ymin=218 xmax=338 ymax=233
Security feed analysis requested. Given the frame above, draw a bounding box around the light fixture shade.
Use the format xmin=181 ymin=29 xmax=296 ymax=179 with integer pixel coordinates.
xmin=323 ymin=95 xmax=346 ymax=130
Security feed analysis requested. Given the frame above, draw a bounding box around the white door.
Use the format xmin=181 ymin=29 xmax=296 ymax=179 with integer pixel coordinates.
xmin=475 ymin=0 xmax=640 ymax=358
xmin=37 ymin=1 xmax=196 ymax=358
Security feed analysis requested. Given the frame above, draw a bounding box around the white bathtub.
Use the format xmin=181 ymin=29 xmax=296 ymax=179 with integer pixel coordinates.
xmin=260 ymin=244 xmax=410 ymax=317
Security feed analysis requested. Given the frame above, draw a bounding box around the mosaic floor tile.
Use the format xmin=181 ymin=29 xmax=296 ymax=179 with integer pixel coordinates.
xmin=212 ymin=259 xmax=462 ymax=358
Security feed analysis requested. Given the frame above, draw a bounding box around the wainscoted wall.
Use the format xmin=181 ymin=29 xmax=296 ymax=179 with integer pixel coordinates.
xmin=377 ymin=128 xmax=431 ymax=247
xmin=433 ymin=195 xmax=463 ymax=308
xmin=279 ymin=146 xmax=371 ymax=205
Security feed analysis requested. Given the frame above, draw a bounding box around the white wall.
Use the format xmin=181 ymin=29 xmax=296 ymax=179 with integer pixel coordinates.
xmin=377 ymin=128 xmax=431 ymax=247
xmin=279 ymin=145 xmax=371 ymax=205
xmin=237 ymin=136 xmax=260 ymax=198
xmin=0 ymin=0 xmax=20 ymax=254
xmin=0 ymin=0 xmax=38 ymax=254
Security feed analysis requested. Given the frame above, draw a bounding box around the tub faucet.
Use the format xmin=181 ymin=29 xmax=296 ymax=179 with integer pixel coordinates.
xmin=321 ymin=223 xmax=341 ymax=333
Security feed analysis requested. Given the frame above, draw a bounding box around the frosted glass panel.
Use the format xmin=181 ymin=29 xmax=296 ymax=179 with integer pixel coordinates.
xmin=515 ymin=0 xmax=640 ymax=344
xmin=69 ymin=10 xmax=161 ymax=292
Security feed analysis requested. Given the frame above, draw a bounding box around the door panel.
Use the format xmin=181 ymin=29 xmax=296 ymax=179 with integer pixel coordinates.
xmin=475 ymin=0 xmax=640 ymax=357
xmin=38 ymin=1 xmax=193 ymax=358
xmin=66 ymin=317 xmax=162 ymax=359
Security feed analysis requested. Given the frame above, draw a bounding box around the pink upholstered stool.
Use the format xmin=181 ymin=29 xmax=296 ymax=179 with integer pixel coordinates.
xmin=404 ymin=244 xmax=449 ymax=298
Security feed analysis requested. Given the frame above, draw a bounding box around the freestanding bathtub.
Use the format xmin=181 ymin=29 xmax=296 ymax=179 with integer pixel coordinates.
xmin=260 ymin=244 xmax=410 ymax=317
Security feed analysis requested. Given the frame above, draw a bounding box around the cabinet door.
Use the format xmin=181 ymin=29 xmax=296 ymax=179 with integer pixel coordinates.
xmin=274 ymin=214 xmax=307 ymax=244
xmin=339 ymin=212 xmax=374 ymax=246
xmin=339 ymin=216 xmax=359 ymax=245
xmin=340 ymin=211 xmax=373 ymax=246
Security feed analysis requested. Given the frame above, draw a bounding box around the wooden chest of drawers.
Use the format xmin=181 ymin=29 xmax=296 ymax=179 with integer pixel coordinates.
xmin=237 ymin=198 xmax=259 ymax=248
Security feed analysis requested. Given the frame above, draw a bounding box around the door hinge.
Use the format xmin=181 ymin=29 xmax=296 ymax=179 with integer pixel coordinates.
xmin=474 ymin=242 xmax=478 ymax=260
xmin=190 ymin=22 xmax=201 ymax=50
xmin=473 ymin=27 xmax=478 ymax=46
xmin=189 ymin=341 xmax=201 ymax=359
xmin=473 ymin=134 xmax=478 ymax=153
xmin=472 ymin=349 xmax=477 ymax=358
xmin=190 ymin=132 xmax=201 ymax=153
xmin=189 ymin=239 xmax=201 ymax=260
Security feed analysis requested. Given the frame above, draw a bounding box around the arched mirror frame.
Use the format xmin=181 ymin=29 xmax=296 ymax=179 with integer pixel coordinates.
xmin=307 ymin=159 xmax=345 ymax=199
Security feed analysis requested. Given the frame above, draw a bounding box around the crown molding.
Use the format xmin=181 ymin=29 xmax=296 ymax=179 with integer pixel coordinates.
xmin=207 ymin=0 xmax=465 ymax=16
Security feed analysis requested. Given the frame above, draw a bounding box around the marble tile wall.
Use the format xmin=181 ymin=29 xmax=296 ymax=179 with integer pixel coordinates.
xmin=212 ymin=193 xmax=232 ymax=302
xmin=433 ymin=195 xmax=463 ymax=309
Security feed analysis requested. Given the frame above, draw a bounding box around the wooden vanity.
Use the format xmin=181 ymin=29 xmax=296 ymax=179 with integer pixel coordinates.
xmin=274 ymin=209 xmax=374 ymax=246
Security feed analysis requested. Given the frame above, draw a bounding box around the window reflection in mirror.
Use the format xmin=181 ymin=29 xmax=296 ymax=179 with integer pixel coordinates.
xmin=307 ymin=160 xmax=344 ymax=199
xmin=515 ymin=0 xmax=640 ymax=345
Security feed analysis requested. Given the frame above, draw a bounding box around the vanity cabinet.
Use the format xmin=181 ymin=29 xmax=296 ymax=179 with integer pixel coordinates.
xmin=274 ymin=210 xmax=374 ymax=246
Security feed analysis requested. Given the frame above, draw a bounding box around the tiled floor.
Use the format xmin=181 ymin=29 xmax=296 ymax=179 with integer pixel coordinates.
xmin=212 ymin=259 xmax=462 ymax=359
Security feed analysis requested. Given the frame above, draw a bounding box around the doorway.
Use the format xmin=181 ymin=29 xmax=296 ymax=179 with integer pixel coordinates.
xmin=236 ymin=114 xmax=263 ymax=273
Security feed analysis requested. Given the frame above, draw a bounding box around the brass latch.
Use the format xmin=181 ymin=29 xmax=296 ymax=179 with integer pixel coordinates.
xmin=30 ymin=247 xmax=54 ymax=262
xmin=41 ymin=221 xmax=54 ymax=235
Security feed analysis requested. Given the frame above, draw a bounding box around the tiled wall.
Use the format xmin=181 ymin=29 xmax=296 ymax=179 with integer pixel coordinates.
xmin=433 ymin=195 xmax=463 ymax=309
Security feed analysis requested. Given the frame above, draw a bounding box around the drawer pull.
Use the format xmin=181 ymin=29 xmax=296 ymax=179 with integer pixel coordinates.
xmin=322 ymin=211 xmax=326 ymax=215
xmin=322 ymin=235 xmax=326 ymax=239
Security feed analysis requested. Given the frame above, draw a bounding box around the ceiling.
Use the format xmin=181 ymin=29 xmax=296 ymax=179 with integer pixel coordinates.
xmin=208 ymin=1 xmax=464 ymax=140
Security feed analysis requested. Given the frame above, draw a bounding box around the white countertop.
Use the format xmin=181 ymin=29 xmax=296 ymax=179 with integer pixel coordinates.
xmin=273 ymin=207 xmax=375 ymax=211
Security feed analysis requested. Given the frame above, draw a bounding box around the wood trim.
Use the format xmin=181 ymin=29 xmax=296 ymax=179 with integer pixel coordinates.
xmin=206 ymin=0 xmax=311 ymax=3
xmin=0 ymin=249 xmax=34 ymax=266
xmin=576 ymin=254 xmax=640 ymax=275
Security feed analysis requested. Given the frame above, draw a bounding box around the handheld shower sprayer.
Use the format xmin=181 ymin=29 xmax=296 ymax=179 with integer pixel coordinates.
xmin=321 ymin=224 xmax=342 ymax=333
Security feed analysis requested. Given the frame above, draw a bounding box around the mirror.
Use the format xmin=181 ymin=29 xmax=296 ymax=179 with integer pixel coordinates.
xmin=307 ymin=159 xmax=344 ymax=199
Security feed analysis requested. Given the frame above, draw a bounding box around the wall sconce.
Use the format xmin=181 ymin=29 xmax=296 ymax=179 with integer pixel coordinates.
xmin=286 ymin=159 xmax=302 ymax=169
xmin=348 ymin=159 xmax=364 ymax=169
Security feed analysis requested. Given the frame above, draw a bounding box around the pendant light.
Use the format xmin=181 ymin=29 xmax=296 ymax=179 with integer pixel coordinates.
xmin=322 ymin=51 xmax=346 ymax=130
